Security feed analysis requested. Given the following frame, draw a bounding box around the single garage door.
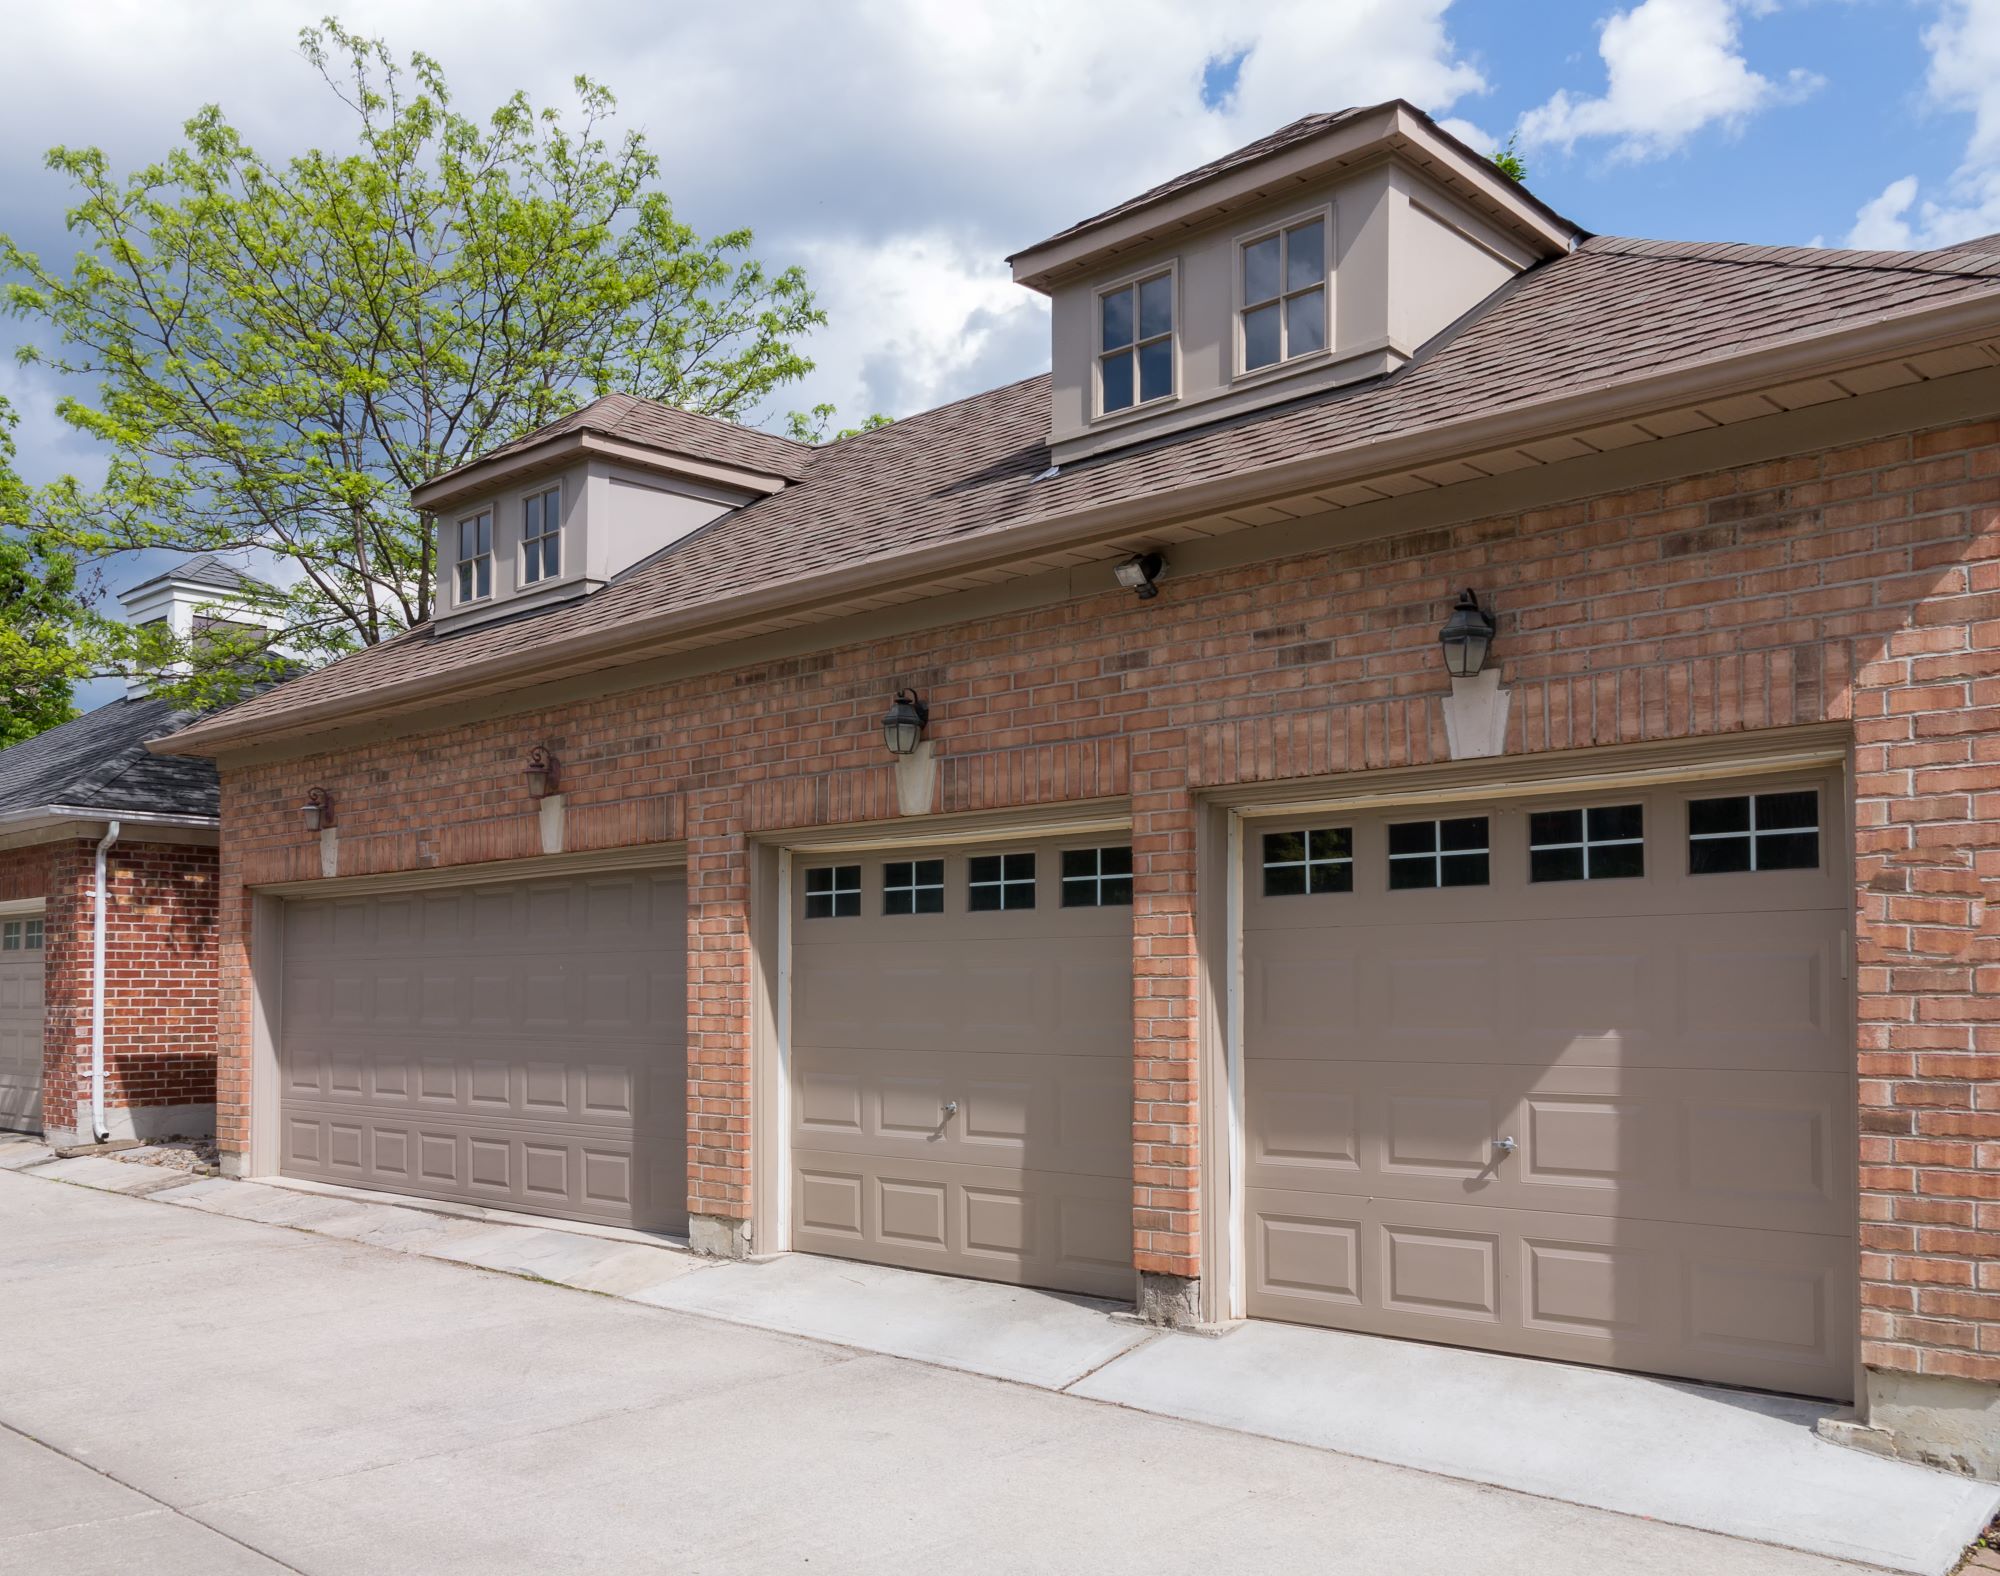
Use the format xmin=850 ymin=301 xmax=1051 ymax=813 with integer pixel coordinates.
xmin=1242 ymin=770 xmax=1854 ymax=1398
xmin=0 ymin=911 xmax=45 ymax=1131
xmin=790 ymin=837 xmax=1135 ymax=1297
xmin=281 ymin=868 xmax=688 ymax=1232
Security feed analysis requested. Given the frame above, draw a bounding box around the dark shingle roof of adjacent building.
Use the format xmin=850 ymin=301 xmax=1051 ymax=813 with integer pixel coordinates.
xmin=168 ymin=231 xmax=2000 ymax=746
xmin=0 ymin=697 xmax=218 ymax=820
xmin=121 ymin=553 xmax=260 ymax=596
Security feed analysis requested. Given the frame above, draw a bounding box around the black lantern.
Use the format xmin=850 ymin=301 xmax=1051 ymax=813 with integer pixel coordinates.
xmin=524 ymin=746 xmax=559 ymax=800
xmin=882 ymin=688 xmax=929 ymax=757
xmin=301 ymin=786 xmax=334 ymax=832
xmin=1438 ymin=589 xmax=1496 ymax=679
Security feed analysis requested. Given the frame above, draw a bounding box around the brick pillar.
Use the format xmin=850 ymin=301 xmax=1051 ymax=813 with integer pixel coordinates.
xmin=1845 ymin=491 xmax=2000 ymax=1474
xmin=685 ymin=790 xmax=753 ymax=1257
xmin=1131 ymin=748 xmax=1200 ymax=1321
xmin=38 ymin=841 xmax=91 ymax=1142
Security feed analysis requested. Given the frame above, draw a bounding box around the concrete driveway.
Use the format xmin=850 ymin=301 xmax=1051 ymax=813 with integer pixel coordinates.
xmin=0 ymin=1170 xmax=1952 ymax=1576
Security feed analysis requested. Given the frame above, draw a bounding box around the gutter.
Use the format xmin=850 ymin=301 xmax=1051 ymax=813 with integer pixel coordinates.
xmin=157 ymin=286 xmax=2000 ymax=758
xmin=90 ymin=820 xmax=119 ymax=1143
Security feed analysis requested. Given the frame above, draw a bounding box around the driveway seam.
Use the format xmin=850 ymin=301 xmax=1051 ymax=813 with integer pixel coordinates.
xmin=0 ymin=1417 xmax=308 ymax=1575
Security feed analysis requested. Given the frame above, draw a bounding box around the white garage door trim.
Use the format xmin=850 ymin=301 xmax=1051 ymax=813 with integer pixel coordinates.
xmin=1209 ymin=730 xmax=1854 ymax=1331
xmin=757 ymin=803 xmax=1132 ymax=1258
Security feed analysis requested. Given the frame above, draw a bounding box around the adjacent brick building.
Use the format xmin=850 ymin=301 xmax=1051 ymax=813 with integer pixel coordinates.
xmin=163 ymin=103 xmax=2000 ymax=1474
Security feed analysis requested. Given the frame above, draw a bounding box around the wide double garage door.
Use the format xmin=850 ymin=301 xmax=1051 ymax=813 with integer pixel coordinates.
xmin=1242 ymin=769 xmax=1855 ymax=1398
xmin=280 ymin=869 xmax=688 ymax=1232
xmin=789 ymin=836 xmax=1136 ymax=1297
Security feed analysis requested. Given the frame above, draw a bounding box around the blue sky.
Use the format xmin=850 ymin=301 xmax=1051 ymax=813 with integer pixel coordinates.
xmin=1 ymin=0 xmax=1993 ymax=705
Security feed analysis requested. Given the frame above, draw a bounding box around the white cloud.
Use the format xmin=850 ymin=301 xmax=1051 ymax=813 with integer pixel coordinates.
xmin=0 ymin=0 xmax=1493 ymax=438
xmin=1842 ymin=1 xmax=2000 ymax=250
xmin=1517 ymin=0 xmax=1819 ymax=162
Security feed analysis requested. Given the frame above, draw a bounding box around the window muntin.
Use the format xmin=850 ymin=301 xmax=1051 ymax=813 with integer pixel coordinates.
xmin=1061 ymin=846 xmax=1133 ymax=908
xmin=1688 ymin=791 xmax=1820 ymax=874
xmin=522 ymin=486 xmax=562 ymax=586
xmin=1099 ymin=270 xmax=1174 ymax=415
xmin=1529 ymin=804 xmax=1645 ymax=883
xmin=884 ymin=859 xmax=945 ymax=916
xmin=968 ymin=852 xmax=1036 ymax=912
xmin=1 ymin=917 xmax=41 ymax=951
xmin=803 ymin=865 xmax=861 ymax=919
xmin=1261 ymin=828 xmax=1353 ymax=897
xmin=455 ymin=511 xmax=493 ymax=602
xmin=1240 ymin=216 xmax=1328 ymax=373
xmin=1387 ymin=816 xmax=1489 ymax=890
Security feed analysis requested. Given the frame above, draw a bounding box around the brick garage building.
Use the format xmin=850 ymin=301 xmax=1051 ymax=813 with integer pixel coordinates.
xmin=0 ymin=696 xmax=221 ymax=1147
xmin=164 ymin=103 xmax=2000 ymax=1473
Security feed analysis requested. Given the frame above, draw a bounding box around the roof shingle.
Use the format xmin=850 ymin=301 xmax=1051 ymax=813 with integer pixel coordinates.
xmin=172 ymin=235 xmax=2000 ymax=744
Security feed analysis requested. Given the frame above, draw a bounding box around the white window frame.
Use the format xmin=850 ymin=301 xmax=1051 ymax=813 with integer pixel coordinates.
xmin=0 ymin=915 xmax=43 ymax=951
xmin=1687 ymin=790 xmax=1822 ymax=874
xmin=803 ymin=864 xmax=862 ymax=920
xmin=1059 ymin=844 xmax=1135 ymax=908
xmin=1232 ymin=204 xmax=1334 ymax=383
xmin=1528 ymin=803 xmax=1647 ymax=883
xmin=882 ymin=858 xmax=946 ymax=916
xmin=968 ymin=851 xmax=1037 ymax=911
xmin=520 ymin=482 xmax=564 ymax=589
xmin=1259 ymin=827 xmax=1353 ymax=897
xmin=454 ymin=509 xmax=494 ymax=605
xmin=1091 ymin=260 xmax=1181 ymax=423
xmin=1386 ymin=815 xmax=1490 ymax=890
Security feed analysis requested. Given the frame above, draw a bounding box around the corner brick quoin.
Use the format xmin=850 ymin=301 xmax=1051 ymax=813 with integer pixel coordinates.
xmin=211 ymin=417 xmax=2000 ymax=1370
xmin=2 ymin=838 xmax=220 ymax=1129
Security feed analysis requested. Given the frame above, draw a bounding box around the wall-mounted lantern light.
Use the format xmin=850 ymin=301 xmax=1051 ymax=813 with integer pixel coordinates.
xmin=1438 ymin=589 xmax=1497 ymax=680
xmin=1114 ymin=551 xmax=1166 ymax=601
xmin=524 ymin=746 xmax=559 ymax=800
xmin=881 ymin=688 xmax=929 ymax=757
xmin=301 ymin=787 xmax=334 ymax=833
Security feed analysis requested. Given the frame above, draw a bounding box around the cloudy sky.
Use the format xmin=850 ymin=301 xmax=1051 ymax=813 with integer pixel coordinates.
xmin=1 ymin=0 xmax=1994 ymax=584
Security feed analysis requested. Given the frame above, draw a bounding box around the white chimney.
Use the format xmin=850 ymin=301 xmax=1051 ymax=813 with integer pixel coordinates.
xmin=115 ymin=555 xmax=278 ymax=699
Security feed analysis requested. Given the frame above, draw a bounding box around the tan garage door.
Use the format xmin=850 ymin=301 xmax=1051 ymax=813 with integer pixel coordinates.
xmin=281 ymin=869 xmax=688 ymax=1232
xmin=790 ymin=837 xmax=1135 ymax=1297
xmin=0 ymin=912 xmax=46 ymax=1132
xmin=1242 ymin=770 xmax=1855 ymax=1398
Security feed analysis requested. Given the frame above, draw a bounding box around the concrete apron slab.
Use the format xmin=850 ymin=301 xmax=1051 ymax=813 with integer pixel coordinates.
xmin=1071 ymin=1320 xmax=2000 ymax=1575
xmin=635 ymin=1253 xmax=1154 ymax=1389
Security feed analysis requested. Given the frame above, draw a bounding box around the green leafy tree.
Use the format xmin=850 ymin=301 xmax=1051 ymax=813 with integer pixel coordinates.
xmin=2 ymin=18 xmax=828 ymax=697
xmin=1492 ymin=135 xmax=1528 ymax=184
xmin=0 ymin=395 xmax=95 ymax=746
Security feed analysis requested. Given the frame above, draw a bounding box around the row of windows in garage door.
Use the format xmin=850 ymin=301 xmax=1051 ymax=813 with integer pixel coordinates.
xmin=804 ymin=845 xmax=1134 ymax=918
xmin=1259 ymin=788 xmax=1822 ymax=896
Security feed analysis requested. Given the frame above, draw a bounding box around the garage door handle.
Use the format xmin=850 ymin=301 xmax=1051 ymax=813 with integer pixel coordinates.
xmin=1493 ymin=1136 xmax=1517 ymax=1156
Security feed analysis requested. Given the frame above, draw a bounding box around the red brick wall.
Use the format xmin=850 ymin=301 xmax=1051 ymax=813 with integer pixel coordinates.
xmin=9 ymin=837 xmax=218 ymax=1133
xmin=214 ymin=415 xmax=2000 ymax=1383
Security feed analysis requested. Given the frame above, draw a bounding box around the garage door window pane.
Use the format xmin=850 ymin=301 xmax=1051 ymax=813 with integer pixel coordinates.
xmin=805 ymin=865 xmax=862 ymax=919
xmin=1689 ymin=791 xmax=1819 ymax=874
xmin=1530 ymin=803 xmax=1645 ymax=882
xmin=969 ymin=852 xmax=1036 ymax=911
xmin=883 ymin=859 xmax=945 ymax=916
xmin=1 ymin=921 xmax=16 ymax=950
xmin=22 ymin=918 xmax=40 ymax=949
xmin=1062 ymin=846 xmax=1134 ymax=907
xmin=1262 ymin=827 xmax=1352 ymax=896
xmin=1388 ymin=817 xmax=1489 ymax=890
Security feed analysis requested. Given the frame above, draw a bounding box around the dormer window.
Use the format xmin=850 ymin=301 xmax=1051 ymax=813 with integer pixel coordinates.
xmin=522 ymin=485 xmax=562 ymax=586
xmin=455 ymin=511 xmax=493 ymax=603
xmin=1238 ymin=212 xmax=1329 ymax=374
xmin=1097 ymin=267 xmax=1175 ymax=416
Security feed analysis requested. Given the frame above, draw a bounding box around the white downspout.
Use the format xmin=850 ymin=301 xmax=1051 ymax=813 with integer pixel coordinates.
xmin=91 ymin=820 xmax=120 ymax=1143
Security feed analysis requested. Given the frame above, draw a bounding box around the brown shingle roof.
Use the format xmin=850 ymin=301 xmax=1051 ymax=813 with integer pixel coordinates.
xmin=432 ymin=392 xmax=811 ymax=489
xmin=170 ymin=236 xmax=2000 ymax=746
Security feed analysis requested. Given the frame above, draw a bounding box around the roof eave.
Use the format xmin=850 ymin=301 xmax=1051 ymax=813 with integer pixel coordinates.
xmin=1009 ymin=101 xmax=1579 ymax=293
xmin=411 ymin=431 xmax=793 ymax=513
xmin=159 ymin=288 xmax=2000 ymax=759
xmin=0 ymin=805 xmax=220 ymax=836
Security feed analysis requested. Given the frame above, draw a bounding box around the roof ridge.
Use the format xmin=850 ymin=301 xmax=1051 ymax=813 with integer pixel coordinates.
xmin=1584 ymin=233 xmax=2000 ymax=281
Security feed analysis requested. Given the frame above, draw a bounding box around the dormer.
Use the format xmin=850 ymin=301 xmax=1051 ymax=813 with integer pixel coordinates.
xmin=411 ymin=394 xmax=810 ymax=635
xmin=1009 ymin=100 xmax=1582 ymax=466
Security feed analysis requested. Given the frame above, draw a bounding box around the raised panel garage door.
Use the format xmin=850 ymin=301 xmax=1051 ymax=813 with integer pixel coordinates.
xmin=1242 ymin=771 xmax=1855 ymax=1399
xmin=790 ymin=838 xmax=1135 ymax=1297
xmin=0 ymin=913 xmax=45 ymax=1131
xmin=280 ymin=869 xmax=688 ymax=1232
